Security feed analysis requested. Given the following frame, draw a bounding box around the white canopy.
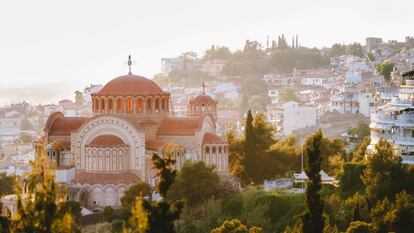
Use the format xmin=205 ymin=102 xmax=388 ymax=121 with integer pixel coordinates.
xmin=294 ymin=170 xmax=334 ymax=182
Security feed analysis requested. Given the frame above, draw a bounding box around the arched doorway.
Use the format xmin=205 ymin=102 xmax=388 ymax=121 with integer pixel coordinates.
xmin=79 ymin=190 xmax=90 ymax=208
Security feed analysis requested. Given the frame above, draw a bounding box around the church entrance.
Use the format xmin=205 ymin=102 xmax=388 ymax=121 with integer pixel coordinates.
xmin=79 ymin=190 xmax=90 ymax=208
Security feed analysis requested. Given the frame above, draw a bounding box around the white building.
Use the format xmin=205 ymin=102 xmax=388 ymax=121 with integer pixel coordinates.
xmin=268 ymin=101 xmax=317 ymax=135
xmin=83 ymin=84 xmax=103 ymax=105
xmin=330 ymin=92 xmax=374 ymax=117
xmin=369 ymin=69 xmax=414 ymax=164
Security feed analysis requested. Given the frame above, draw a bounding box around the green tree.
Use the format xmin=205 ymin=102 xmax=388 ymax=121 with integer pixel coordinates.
xmin=351 ymin=137 xmax=371 ymax=162
xmin=211 ymin=219 xmax=263 ymax=233
xmin=337 ymin=163 xmax=366 ymax=199
xmin=124 ymin=196 xmax=149 ymax=233
xmin=301 ymin=130 xmax=325 ymax=233
xmin=121 ymin=182 xmax=151 ymax=210
xmin=278 ymin=87 xmax=300 ymax=103
xmin=346 ymin=43 xmax=364 ymax=57
xmin=329 ymin=44 xmax=346 ymax=57
xmin=362 ymin=139 xmax=406 ymax=204
xmin=145 ymin=153 xmax=183 ymax=233
xmin=10 ymin=150 xmax=78 ymax=233
xmin=0 ymin=173 xmax=14 ymax=196
xmin=377 ymin=62 xmax=394 ymax=82
xmin=243 ymin=111 xmax=257 ymax=184
xmin=345 ymin=221 xmax=371 ymax=233
xmin=168 ymin=161 xmax=220 ymax=218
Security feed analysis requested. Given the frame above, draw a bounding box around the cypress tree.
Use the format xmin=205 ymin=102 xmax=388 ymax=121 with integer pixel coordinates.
xmin=243 ymin=110 xmax=257 ymax=184
xmin=302 ymin=129 xmax=325 ymax=233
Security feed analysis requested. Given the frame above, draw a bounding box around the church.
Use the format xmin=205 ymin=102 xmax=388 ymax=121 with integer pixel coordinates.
xmin=40 ymin=57 xmax=229 ymax=208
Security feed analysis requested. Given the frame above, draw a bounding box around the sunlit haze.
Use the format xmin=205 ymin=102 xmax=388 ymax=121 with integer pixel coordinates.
xmin=0 ymin=0 xmax=412 ymax=104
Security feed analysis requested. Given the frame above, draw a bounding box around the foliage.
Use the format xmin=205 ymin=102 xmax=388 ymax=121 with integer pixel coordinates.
xmin=347 ymin=123 xmax=370 ymax=143
xmin=346 ymin=43 xmax=364 ymax=57
xmin=243 ymin=110 xmax=257 ymax=184
xmin=345 ymin=221 xmax=371 ymax=233
xmin=278 ymin=87 xmax=301 ymax=103
xmin=169 ymin=161 xmax=220 ymax=219
xmin=144 ymin=153 xmax=183 ymax=233
xmin=121 ymin=182 xmax=151 ymax=210
xmin=301 ymin=130 xmax=325 ymax=233
xmin=211 ymin=219 xmax=263 ymax=233
xmin=152 ymin=153 xmax=176 ymax=198
xmin=103 ymin=206 xmax=115 ymax=223
xmin=203 ymin=45 xmax=231 ymax=60
xmin=111 ymin=219 xmax=124 ymax=233
xmin=329 ymin=44 xmax=346 ymax=57
xmin=239 ymin=76 xmax=269 ymax=112
xmin=269 ymin=48 xmax=329 ymax=73
xmin=124 ymin=196 xmax=149 ymax=233
xmin=10 ymin=150 xmax=78 ymax=233
xmin=56 ymin=200 xmax=82 ymax=223
xmin=351 ymin=137 xmax=371 ymax=162
xmin=51 ymin=212 xmax=80 ymax=233
xmin=362 ymin=139 xmax=407 ymax=203
xmin=0 ymin=173 xmax=14 ymax=196
xmin=377 ymin=62 xmax=394 ymax=82
xmin=337 ymin=163 xmax=366 ymax=199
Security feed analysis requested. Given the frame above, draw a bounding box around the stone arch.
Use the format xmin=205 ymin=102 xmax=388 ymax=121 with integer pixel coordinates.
xmin=136 ymin=97 xmax=143 ymax=113
xmin=78 ymin=189 xmax=90 ymax=207
xmin=73 ymin=115 xmax=145 ymax=178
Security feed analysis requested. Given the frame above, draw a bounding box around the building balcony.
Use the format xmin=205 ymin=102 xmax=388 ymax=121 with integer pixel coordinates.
xmin=393 ymin=135 xmax=414 ymax=145
xmin=370 ymin=113 xmax=394 ymax=123
xmin=395 ymin=116 xmax=414 ymax=126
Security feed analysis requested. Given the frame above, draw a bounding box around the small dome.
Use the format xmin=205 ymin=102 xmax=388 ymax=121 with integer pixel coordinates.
xmin=89 ymin=135 xmax=126 ymax=147
xmin=97 ymin=74 xmax=164 ymax=96
xmin=192 ymin=94 xmax=216 ymax=104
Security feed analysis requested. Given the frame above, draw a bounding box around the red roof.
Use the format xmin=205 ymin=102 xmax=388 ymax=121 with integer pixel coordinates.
xmin=145 ymin=139 xmax=168 ymax=150
xmin=191 ymin=94 xmax=216 ymax=104
xmin=157 ymin=117 xmax=202 ymax=136
xmin=89 ymin=135 xmax=126 ymax=147
xmin=73 ymin=171 xmax=140 ymax=185
xmin=203 ymin=132 xmax=225 ymax=144
xmin=97 ymin=74 xmax=165 ymax=96
xmin=49 ymin=117 xmax=88 ymax=135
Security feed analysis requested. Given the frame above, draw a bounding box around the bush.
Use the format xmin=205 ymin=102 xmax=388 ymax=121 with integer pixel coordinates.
xmin=345 ymin=221 xmax=371 ymax=233
xmin=111 ymin=219 xmax=125 ymax=233
xmin=57 ymin=200 xmax=82 ymax=222
xmin=103 ymin=206 xmax=115 ymax=223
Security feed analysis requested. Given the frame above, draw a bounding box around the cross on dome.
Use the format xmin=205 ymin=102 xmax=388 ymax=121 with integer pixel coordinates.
xmin=202 ymin=81 xmax=206 ymax=94
xmin=128 ymin=55 xmax=133 ymax=75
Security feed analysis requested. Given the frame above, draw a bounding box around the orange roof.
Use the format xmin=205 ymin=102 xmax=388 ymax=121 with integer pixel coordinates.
xmin=49 ymin=117 xmax=88 ymax=135
xmin=96 ymin=74 xmax=165 ymax=96
xmin=203 ymin=132 xmax=225 ymax=144
xmin=191 ymin=94 xmax=216 ymax=104
xmin=145 ymin=139 xmax=168 ymax=150
xmin=89 ymin=135 xmax=126 ymax=147
xmin=157 ymin=117 xmax=202 ymax=136
xmin=73 ymin=171 xmax=140 ymax=185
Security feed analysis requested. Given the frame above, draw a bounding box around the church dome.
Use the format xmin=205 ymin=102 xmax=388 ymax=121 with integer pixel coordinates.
xmin=97 ymin=74 xmax=164 ymax=96
xmin=191 ymin=94 xmax=216 ymax=104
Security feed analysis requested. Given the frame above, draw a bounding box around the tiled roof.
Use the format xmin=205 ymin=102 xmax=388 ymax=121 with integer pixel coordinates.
xmin=191 ymin=94 xmax=216 ymax=104
xmin=73 ymin=171 xmax=140 ymax=185
xmin=145 ymin=139 xmax=168 ymax=150
xmin=49 ymin=117 xmax=88 ymax=135
xmin=203 ymin=132 xmax=225 ymax=144
xmin=96 ymin=75 xmax=165 ymax=96
xmin=157 ymin=117 xmax=202 ymax=136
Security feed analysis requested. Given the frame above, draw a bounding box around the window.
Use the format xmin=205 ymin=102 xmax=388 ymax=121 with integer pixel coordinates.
xmin=117 ymin=99 xmax=122 ymax=111
xmin=127 ymin=99 xmax=133 ymax=111
xmin=137 ymin=99 xmax=142 ymax=113
xmin=205 ymin=147 xmax=210 ymax=153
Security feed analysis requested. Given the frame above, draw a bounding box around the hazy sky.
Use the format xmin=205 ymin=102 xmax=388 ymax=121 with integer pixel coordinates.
xmin=0 ymin=0 xmax=413 ymax=104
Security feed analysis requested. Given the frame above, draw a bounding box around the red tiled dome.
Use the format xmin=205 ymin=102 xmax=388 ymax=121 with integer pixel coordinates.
xmin=89 ymin=135 xmax=125 ymax=147
xmin=191 ymin=94 xmax=216 ymax=104
xmin=97 ymin=74 xmax=164 ymax=96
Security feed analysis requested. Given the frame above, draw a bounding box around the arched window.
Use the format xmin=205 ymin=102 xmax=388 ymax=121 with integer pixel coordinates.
xmin=127 ymin=98 xmax=133 ymax=111
xmin=218 ymin=146 xmax=222 ymax=153
xmin=108 ymin=99 xmax=113 ymax=111
xmin=155 ymin=98 xmax=160 ymax=112
xmin=212 ymin=147 xmax=216 ymax=154
xmin=205 ymin=146 xmax=210 ymax=153
xmin=101 ymin=99 xmax=105 ymax=112
xmin=117 ymin=99 xmax=123 ymax=111
xmin=146 ymin=98 xmax=152 ymax=113
xmin=137 ymin=98 xmax=143 ymax=113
